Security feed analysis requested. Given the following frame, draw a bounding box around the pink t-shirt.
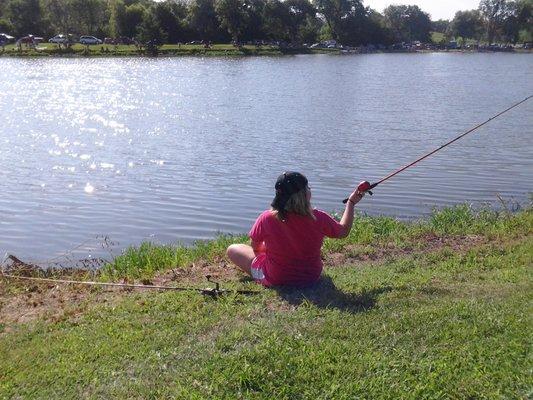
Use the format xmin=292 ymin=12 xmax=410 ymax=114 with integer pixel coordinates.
xmin=248 ymin=209 xmax=344 ymax=286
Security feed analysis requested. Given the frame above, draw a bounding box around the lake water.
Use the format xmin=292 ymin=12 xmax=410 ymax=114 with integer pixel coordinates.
xmin=0 ymin=53 xmax=532 ymax=263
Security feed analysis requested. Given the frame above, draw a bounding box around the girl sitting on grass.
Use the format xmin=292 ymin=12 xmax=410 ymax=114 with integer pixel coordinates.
xmin=226 ymin=171 xmax=364 ymax=287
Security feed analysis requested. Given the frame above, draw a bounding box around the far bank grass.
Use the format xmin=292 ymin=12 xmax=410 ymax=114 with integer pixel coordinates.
xmin=1 ymin=205 xmax=531 ymax=398
xmin=0 ymin=43 xmax=338 ymax=57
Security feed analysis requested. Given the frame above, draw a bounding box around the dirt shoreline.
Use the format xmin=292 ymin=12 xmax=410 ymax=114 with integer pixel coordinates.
xmin=0 ymin=231 xmax=515 ymax=329
xmin=0 ymin=47 xmax=530 ymax=58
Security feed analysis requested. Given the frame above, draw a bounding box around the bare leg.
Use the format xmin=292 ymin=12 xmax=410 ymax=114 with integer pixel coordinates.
xmin=226 ymin=244 xmax=255 ymax=275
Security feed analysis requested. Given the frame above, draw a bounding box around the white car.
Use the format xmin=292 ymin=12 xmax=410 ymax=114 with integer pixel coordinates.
xmin=79 ymin=36 xmax=102 ymax=45
xmin=49 ymin=34 xmax=68 ymax=44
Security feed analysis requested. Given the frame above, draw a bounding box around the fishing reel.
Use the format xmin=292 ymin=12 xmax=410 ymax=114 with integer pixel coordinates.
xmin=357 ymin=181 xmax=373 ymax=195
xmin=203 ymin=275 xmax=258 ymax=298
xmin=342 ymin=181 xmax=374 ymax=204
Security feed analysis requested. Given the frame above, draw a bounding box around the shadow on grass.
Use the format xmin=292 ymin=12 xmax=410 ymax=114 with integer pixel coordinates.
xmin=273 ymin=276 xmax=393 ymax=313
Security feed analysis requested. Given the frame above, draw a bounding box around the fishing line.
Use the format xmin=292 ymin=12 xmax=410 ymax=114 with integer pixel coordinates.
xmin=343 ymin=95 xmax=532 ymax=203
xmin=0 ymin=272 xmax=258 ymax=297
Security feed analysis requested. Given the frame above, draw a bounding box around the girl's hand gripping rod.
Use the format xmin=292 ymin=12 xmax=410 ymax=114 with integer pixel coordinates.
xmin=342 ymin=181 xmax=374 ymax=204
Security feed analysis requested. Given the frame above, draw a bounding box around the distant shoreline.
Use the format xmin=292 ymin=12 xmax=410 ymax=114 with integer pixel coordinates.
xmin=1 ymin=43 xmax=531 ymax=58
xmin=0 ymin=44 xmax=334 ymax=58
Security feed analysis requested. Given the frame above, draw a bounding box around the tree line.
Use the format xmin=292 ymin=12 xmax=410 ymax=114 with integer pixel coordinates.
xmin=0 ymin=0 xmax=531 ymax=46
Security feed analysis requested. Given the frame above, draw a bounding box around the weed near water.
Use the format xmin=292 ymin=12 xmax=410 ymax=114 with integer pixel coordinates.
xmin=325 ymin=203 xmax=530 ymax=252
xmin=101 ymin=234 xmax=248 ymax=281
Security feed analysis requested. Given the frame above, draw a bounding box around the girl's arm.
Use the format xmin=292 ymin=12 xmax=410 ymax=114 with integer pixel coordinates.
xmin=338 ymin=190 xmax=364 ymax=238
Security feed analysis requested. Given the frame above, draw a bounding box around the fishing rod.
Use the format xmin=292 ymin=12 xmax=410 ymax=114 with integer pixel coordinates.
xmin=343 ymin=95 xmax=532 ymax=203
xmin=0 ymin=272 xmax=259 ymax=298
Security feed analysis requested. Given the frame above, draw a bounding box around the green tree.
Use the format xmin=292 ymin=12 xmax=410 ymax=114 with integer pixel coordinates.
xmin=7 ymin=0 xmax=44 ymax=36
xmin=138 ymin=6 xmax=167 ymax=43
xmin=314 ymin=0 xmax=365 ymax=41
xmin=450 ymin=10 xmax=484 ymax=44
xmin=383 ymin=4 xmax=404 ymax=41
xmin=501 ymin=0 xmax=532 ymax=42
xmin=188 ymin=0 xmax=223 ymax=41
xmin=479 ymin=0 xmax=512 ymax=43
xmin=297 ymin=14 xmax=320 ymax=43
xmin=152 ymin=0 xmax=188 ymax=43
xmin=361 ymin=9 xmax=394 ymax=45
xmin=384 ymin=4 xmax=432 ymax=43
xmin=516 ymin=0 xmax=532 ymax=42
xmin=123 ymin=3 xmax=145 ymax=38
xmin=0 ymin=18 xmax=14 ymax=34
xmin=263 ymin=0 xmax=291 ymax=40
xmin=241 ymin=0 xmax=266 ymax=42
xmin=42 ymin=0 xmax=73 ymax=36
xmin=69 ymin=0 xmax=108 ymax=35
xmin=339 ymin=7 xmax=368 ymax=45
xmin=215 ymin=0 xmax=247 ymax=41
xmin=285 ymin=0 xmax=316 ymax=43
xmin=432 ymin=19 xmax=449 ymax=33
xmin=108 ymin=0 xmax=127 ymax=37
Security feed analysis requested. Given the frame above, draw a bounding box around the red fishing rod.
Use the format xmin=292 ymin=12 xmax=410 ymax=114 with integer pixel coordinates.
xmin=343 ymin=95 xmax=532 ymax=203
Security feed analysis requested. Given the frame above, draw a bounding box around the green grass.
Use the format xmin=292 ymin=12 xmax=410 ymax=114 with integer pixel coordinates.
xmin=0 ymin=43 xmax=339 ymax=57
xmin=100 ymin=233 xmax=248 ymax=281
xmin=1 ymin=206 xmax=532 ymax=398
xmin=431 ymin=31 xmax=446 ymax=44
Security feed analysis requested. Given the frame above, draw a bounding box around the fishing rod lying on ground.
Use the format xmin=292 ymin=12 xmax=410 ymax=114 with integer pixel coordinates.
xmin=343 ymin=95 xmax=532 ymax=203
xmin=1 ymin=266 xmax=258 ymax=298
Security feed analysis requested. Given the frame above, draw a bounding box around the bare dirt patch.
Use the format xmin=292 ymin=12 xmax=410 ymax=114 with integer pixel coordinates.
xmin=149 ymin=259 xmax=239 ymax=287
xmin=0 ymin=278 xmax=119 ymax=328
xmin=323 ymin=233 xmax=486 ymax=268
xmin=0 ymin=258 xmax=237 ymax=328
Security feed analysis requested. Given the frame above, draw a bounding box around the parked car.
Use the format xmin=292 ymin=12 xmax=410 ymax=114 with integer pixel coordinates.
xmin=79 ymin=36 xmax=102 ymax=45
xmin=0 ymin=33 xmax=14 ymax=46
xmin=0 ymin=33 xmax=14 ymax=41
xmin=49 ymin=34 xmax=68 ymax=44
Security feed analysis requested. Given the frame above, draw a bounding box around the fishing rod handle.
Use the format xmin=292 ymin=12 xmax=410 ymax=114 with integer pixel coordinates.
xmin=342 ymin=181 xmax=374 ymax=204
